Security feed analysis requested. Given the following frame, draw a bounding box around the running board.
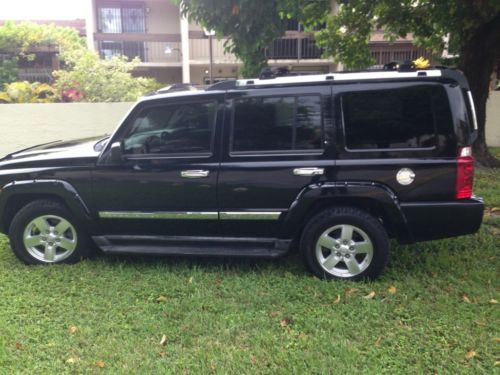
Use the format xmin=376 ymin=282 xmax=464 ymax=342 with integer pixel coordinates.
xmin=92 ymin=235 xmax=291 ymax=258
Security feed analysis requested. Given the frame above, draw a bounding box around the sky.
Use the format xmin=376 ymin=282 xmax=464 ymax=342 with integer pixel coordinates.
xmin=1 ymin=0 xmax=87 ymax=20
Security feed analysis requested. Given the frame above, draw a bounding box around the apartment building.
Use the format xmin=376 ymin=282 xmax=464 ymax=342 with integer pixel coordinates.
xmin=85 ymin=1 xmax=433 ymax=85
xmin=85 ymin=0 xmax=339 ymax=84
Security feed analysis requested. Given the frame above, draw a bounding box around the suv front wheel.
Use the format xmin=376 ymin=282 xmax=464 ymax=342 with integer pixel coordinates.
xmin=9 ymin=200 xmax=89 ymax=265
xmin=301 ymin=207 xmax=389 ymax=280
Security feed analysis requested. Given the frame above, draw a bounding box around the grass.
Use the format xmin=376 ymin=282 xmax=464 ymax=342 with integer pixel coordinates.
xmin=0 ymin=161 xmax=498 ymax=374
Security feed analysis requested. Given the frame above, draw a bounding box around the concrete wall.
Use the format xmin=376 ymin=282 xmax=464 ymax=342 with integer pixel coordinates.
xmin=0 ymin=95 xmax=498 ymax=157
xmin=0 ymin=103 xmax=133 ymax=156
xmin=486 ymin=91 xmax=500 ymax=147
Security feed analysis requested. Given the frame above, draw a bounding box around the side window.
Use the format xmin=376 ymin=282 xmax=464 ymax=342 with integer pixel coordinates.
xmin=123 ymin=101 xmax=217 ymax=155
xmin=341 ymin=85 xmax=439 ymax=150
xmin=232 ymin=95 xmax=322 ymax=152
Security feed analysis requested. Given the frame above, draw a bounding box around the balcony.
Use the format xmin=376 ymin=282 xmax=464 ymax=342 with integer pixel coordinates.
xmin=189 ymin=38 xmax=239 ymax=64
xmin=97 ymin=40 xmax=182 ymax=65
xmin=265 ymin=37 xmax=323 ymax=60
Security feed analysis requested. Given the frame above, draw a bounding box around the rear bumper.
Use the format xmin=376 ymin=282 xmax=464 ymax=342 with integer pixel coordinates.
xmin=400 ymin=197 xmax=484 ymax=243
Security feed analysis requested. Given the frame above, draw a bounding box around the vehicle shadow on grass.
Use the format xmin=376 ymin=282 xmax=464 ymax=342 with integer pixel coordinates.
xmin=85 ymin=234 xmax=487 ymax=281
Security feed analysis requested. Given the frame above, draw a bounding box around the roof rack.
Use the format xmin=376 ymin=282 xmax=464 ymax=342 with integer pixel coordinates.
xmin=204 ymin=66 xmax=469 ymax=92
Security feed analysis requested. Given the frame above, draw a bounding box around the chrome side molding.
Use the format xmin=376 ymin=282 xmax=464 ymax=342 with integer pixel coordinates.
xmin=99 ymin=211 xmax=283 ymax=220
xmin=98 ymin=211 xmax=218 ymax=220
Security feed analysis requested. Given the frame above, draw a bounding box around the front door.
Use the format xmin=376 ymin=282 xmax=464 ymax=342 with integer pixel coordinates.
xmin=92 ymin=94 xmax=223 ymax=237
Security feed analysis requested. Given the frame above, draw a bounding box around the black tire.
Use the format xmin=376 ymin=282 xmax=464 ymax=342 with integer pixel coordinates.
xmin=9 ymin=200 xmax=89 ymax=265
xmin=300 ymin=207 xmax=389 ymax=281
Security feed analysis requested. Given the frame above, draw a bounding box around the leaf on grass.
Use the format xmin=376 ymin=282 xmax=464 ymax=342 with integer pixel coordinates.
xmin=387 ymin=286 xmax=397 ymax=294
xmin=489 ymin=299 xmax=498 ymax=304
xmin=345 ymin=288 xmax=358 ymax=296
xmin=494 ymin=337 xmax=500 ymax=343
xmin=251 ymin=355 xmax=257 ymax=365
xmin=156 ymin=295 xmax=168 ymax=303
xmin=363 ymin=291 xmax=376 ymax=299
xmin=334 ymin=294 xmax=341 ymax=304
xmin=495 ymin=361 xmax=500 ymax=367
xmin=68 ymin=326 xmax=78 ymax=334
xmin=15 ymin=342 xmax=23 ymax=350
xmin=463 ymin=295 xmax=472 ymax=304
xmin=375 ymin=336 xmax=382 ymax=346
xmin=188 ymin=277 xmax=194 ymax=284
xmin=465 ymin=350 xmax=476 ymax=359
xmin=66 ymin=357 xmax=79 ymax=364
xmin=95 ymin=360 xmax=105 ymax=368
xmin=474 ymin=320 xmax=487 ymax=326
xmin=160 ymin=334 xmax=167 ymax=346
xmin=279 ymin=317 xmax=293 ymax=327
xmin=159 ymin=352 xmax=166 ymax=358
xmin=298 ymin=332 xmax=306 ymax=339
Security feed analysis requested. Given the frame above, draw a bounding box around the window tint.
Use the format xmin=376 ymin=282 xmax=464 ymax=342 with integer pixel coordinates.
xmin=232 ymin=95 xmax=322 ymax=152
xmin=123 ymin=101 xmax=216 ymax=155
xmin=342 ymin=86 xmax=439 ymax=150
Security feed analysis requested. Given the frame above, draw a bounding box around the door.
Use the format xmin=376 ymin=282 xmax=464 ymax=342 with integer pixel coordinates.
xmin=92 ymin=94 xmax=224 ymax=237
xmin=218 ymin=85 xmax=334 ymax=238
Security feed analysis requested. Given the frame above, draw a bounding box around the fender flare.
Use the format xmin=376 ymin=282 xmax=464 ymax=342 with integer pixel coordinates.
xmin=0 ymin=179 xmax=91 ymax=232
xmin=280 ymin=181 xmax=413 ymax=244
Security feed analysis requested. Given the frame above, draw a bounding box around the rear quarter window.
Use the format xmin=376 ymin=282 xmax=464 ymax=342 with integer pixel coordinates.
xmin=341 ymin=85 xmax=450 ymax=151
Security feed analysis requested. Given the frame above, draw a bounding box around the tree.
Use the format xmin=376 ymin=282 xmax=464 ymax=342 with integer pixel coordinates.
xmin=176 ymin=0 xmax=499 ymax=166
xmin=0 ymin=21 xmax=85 ymax=60
xmin=301 ymin=0 xmax=500 ymax=166
xmin=176 ymin=0 xmax=289 ymax=77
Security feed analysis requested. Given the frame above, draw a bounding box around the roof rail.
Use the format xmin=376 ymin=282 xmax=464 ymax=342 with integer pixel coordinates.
xmin=205 ymin=80 xmax=237 ymax=91
xmin=234 ymin=70 xmax=443 ymax=87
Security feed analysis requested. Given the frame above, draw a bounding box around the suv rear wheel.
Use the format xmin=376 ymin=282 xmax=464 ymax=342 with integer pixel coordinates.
xmin=301 ymin=207 xmax=389 ymax=280
xmin=9 ymin=200 xmax=89 ymax=265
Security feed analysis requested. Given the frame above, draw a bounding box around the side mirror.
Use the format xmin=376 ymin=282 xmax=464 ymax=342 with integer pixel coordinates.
xmin=110 ymin=141 xmax=123 ymax=162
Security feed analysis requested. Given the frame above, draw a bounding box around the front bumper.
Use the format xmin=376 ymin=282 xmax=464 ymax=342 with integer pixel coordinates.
xmin=400 ymin=197 xmax=484 ymax=243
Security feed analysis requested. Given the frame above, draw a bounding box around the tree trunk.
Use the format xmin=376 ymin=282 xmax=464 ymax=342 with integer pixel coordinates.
xmin=459 ymin=13 xmax=500 ymax=167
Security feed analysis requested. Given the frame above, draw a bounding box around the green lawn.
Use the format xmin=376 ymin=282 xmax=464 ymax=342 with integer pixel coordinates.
xmin=0 ymin=161 xmax=498 ymax=373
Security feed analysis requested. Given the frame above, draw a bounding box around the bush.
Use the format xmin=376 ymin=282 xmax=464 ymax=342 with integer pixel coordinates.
xmin=53 ymin=51 xmax=160 ymax=102
xmin=0 ymin=58 xmax=18 ymax=87
xmin=0 ymin=81 xmax=59 ymax=103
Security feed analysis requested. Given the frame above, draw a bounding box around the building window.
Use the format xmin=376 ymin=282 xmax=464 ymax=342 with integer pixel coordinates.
xmin=98 ymin=5 xmax=145 ymax=33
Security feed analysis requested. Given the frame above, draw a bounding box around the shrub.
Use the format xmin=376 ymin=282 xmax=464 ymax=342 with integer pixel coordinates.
xmin=53 ymin=51 xmax=160 ymax=102
xmin=0 ymin=58 xmax=18 ymax=87
xmin=0 ymin=81 xmax=59 ymax=103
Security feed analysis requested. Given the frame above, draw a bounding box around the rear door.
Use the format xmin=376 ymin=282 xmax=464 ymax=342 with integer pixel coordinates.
xmin=218 ymin=85 xmax=334 ymax=238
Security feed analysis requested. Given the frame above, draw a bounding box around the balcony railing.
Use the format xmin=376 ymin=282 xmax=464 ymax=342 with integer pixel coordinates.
xmin=265 ymin=37 xmax=323 ymax=60
xmin=96 ymin=36 xmax=326 ymax=64
xmin=189 ymin=38 xmax=238 ymax=63
xmin=98 ymin=40 xmax=182 ymax=63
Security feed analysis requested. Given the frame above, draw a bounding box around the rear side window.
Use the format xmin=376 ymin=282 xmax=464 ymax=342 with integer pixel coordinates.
xmin=232 ymin=95 xmax=322 ymax=152
xmin=341 ymin=85 xmax=442 ymax=150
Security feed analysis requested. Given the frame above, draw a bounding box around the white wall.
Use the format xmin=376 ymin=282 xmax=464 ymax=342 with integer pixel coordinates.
xmin=0 ymin=95 xmax=498 ymax=157
xmin=0 ymin=102 xmax=133 ymax=156
xmin=486 ymin=91 xmax=500 ymax=147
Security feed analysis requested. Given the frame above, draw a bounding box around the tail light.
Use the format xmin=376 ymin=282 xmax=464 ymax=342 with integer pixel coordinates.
xmin=456 ymin=146 xmax=474 ymax=199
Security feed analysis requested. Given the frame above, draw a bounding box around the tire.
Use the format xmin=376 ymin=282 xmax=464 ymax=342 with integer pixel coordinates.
xmin=300 ymin=207 xmax=389 ymax=281
xmin=9 ymin=200 xmax=89 ymax=265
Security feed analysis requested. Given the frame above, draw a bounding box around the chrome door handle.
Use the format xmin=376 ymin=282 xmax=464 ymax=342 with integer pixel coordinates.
xmin=293 ymin=167 xmax=324 ymax=176
xmin=181 ymin=170 xmax=210 ymax=178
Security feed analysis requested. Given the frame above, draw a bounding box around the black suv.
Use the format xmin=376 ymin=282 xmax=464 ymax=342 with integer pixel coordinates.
xmin=0 ymin=68 xmax=484 ymax=280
